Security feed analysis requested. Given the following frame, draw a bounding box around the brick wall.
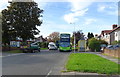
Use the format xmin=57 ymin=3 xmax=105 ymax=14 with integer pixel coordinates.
xmin=103 ymin=48 xmax=120 ymax=58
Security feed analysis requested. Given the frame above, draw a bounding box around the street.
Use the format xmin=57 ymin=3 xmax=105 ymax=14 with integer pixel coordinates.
xmin=2 ymin=50 xmax=70 ymax=75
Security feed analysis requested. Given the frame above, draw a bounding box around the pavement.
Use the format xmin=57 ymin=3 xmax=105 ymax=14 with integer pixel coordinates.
xmin=95 ymin=53 xmax=120 ymax=64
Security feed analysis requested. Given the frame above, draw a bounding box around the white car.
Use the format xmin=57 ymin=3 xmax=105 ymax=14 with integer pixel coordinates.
xmin=48 ymin=42 xmax=57 ymax=50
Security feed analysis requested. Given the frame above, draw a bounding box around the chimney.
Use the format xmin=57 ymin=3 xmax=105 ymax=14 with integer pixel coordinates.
xmin=112 ymin=24 xmax=117 ymax=29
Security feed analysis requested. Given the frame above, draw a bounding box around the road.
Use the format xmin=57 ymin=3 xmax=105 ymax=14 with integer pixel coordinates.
xmin=2 ymin=50 xmax=71 ymax=76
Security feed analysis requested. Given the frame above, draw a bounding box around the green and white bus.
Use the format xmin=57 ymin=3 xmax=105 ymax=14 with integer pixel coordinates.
xmin=59 ymin=33 xmax=71 ymax=52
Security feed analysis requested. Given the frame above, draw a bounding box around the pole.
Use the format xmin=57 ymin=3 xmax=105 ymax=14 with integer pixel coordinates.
xmin=70 ymin=22 xmax=76 ymax=53
xmin=74 ymin=32 xmax=75 ymax=53
xmin=74 ymin=24 xmax=75 ymax=53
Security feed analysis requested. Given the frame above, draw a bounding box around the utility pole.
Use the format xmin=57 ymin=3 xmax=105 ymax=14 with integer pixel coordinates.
xmin=74 ymin=30 xmax=75 ymax=53
xmin=70 ymin=23 xmax=75 ymax=53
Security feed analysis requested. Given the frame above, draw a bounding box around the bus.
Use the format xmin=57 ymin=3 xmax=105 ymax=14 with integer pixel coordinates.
xmin=59 ymin=33 xmax=71 ymax=51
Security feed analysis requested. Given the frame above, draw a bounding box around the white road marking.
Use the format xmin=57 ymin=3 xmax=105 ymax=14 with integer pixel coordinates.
xmin=46 ymin=69 xmax=52 ymax=77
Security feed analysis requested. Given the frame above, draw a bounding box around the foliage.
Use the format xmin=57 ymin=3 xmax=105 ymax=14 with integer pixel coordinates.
xmin=40 ymin=48 xmax=48 ymax=50
xmin=86 ymin=32 xmax=94 ymax=47
xmin=48 ymin=32 xmax=60 ymax=42
xmin=2 ymin=2 xmax=43 ymax=44
xmin=72 ymin=30 xmax=84 ymax=45
xmin=0 ymin=12 xmax=2 ymax=23
xmin=0 ymin=12 xmax=2 ymax=43
xmin=66 ymin=53 xmax=120 ymax=75
xmin=88 ymin=38 xmax=101 ymax=52
xmin=118 ymin=40 xmax=120 ymax=44
xmin=39 ymin=42 xmax=48 ymax=48
xmin=87 ymin=32 xmax=94 ymax=39
xmin=99 ymin=39 xmax=108 ymax=45
xmin=111 ymin=41 xmax=120 ymax=45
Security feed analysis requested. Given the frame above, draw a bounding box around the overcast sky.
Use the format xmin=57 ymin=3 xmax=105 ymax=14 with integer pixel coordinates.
xmin=0 ymin=0 xmax=119 ymax=38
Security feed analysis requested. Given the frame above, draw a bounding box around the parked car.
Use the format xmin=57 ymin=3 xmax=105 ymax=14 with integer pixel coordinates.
xmin=100 ymin=44 xmax=107 ymax=48
xmin=20 ymin=41 xmax=40 ymax=53
xmin=113 ymin=44 xmax=120 ymax=49
xmin=106 ymin=45 xmax=114 ymax=49
xmin=48 ymin=42 xmax=57 ymax=50
xmin=100 ymin=44 xmax=107 ymax=52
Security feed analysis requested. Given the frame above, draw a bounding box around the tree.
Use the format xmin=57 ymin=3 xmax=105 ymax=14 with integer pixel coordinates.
xmin=87 ymin=32 xmax=94 ymax=47
xmin=87 ymin=32 xmax=91 ymax=39
xmin=72 ymin=30 xmax=85 ymax=45
xmin=0 ymin=12 xmax=2 ymax=44
xmin=91 ymin=33 xmax=94 ymax=38
xmin=88 ymin=38 xmax=101 ymax=52
xmin=2 ymin=2 xmax=43 ymax=45
xmin=87 ymin=32 xmax=94 ymax=39
xmin=0 ymin=12 xmax=2 ymax=23
xmin=2 ymin=9 xmax=12 ymax=45
xmin=48 ymin=32 xmax=60 ymax=42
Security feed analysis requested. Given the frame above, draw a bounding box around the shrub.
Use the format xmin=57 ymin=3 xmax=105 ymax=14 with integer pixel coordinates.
xmin=88 ymin=38 xmax=101 ymax=52
xmin=111 ymin=41 xmax=119 ymax=45
xmin=118 ymin=40 xmax=120 ymax=44
xmin=99 ymin=39 xmax=108 ymax=45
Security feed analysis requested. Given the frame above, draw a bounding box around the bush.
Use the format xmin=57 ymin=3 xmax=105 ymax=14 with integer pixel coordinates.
xmin=112 ymin=41 xmax=118 ymax=45
xmin=118 ymin=40 xmax=120 ymax=44
xmin=99 ymin=39 xmax=108 ymax=45
xmin=111 ymin=41 xmax=119 ymax=45
xmin=88 ymin=38 xmax=101 ymax=52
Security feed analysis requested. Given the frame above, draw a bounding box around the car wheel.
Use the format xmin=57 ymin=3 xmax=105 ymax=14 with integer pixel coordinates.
xmin=23 ymin=49 xmax=27 ymax=53
xmin=59 ymin=50 xmax=62 ymax=52
xmin=31 ymin=50 xmax=35 ymax=53
xmin=38 ymin=49 xmax=40 ymax=52
xmin=23 ymin=50 xmax=26 ymax=53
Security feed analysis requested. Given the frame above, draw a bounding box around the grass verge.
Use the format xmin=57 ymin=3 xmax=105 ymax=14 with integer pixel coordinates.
xmin=72 ymin=47 xmax=79 ymax=50
xmin=4 ymin=50 xmax=23 ymax=53
xmin=40 ymin=48 xmax=48 ymax=50
xmin=66 ymin=53 xmax=120 ymax=75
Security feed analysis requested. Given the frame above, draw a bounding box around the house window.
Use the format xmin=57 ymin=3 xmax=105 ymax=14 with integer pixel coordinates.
xmin=106 ymin=34 xmax=108 ymax=38
xmin=116 ymin=33 xmax=117 ymax=36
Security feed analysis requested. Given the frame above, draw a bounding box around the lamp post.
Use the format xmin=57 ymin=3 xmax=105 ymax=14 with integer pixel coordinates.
xmin=70 ymin=23 xmax=75 ymax=53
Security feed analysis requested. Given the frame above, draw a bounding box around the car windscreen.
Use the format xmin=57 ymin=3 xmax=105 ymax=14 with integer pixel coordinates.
xmin=49 ymin=44 xmax=55 ymax=47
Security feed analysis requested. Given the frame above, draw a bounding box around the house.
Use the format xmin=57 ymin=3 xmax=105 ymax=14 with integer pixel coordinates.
xmin=95 ymin=34 xmax=101 ymax=40
xmin=100 ymin=24 xmax=120 ymax=44
xmin=100 ymin=30 xmax=112 ymax=44
xmin=109 ymin=25 xmax=120 ymax=44
xmin=35 ymin=36 xmax=47 ymax=42
xmin=10 ymin=37 xmax=35 ymax=47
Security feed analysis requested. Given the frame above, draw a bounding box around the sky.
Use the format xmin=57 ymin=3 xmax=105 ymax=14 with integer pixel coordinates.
xmin=0 ymin=0 xmax=119 ymax=38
